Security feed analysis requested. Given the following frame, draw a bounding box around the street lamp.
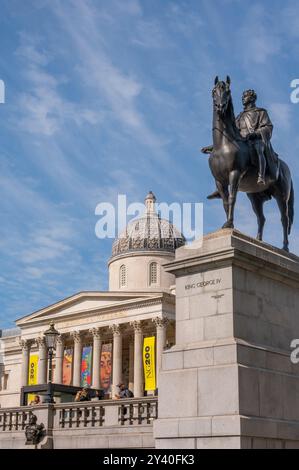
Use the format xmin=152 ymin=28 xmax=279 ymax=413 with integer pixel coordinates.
xmin=43 ymin=321 xmax=60 ymax=403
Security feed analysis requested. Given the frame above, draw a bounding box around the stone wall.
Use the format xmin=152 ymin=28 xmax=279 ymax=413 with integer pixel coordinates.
xmin=154 ymin=229 xmax=299 ymax=449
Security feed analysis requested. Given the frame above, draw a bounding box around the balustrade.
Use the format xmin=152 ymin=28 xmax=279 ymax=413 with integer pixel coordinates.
xmin=0 ymin=408 xmax=32 ymax=431
xmin=0 ymin=397 xmax=158 ymax=433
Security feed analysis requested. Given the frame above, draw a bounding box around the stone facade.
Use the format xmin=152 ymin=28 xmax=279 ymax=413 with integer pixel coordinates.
xmin=0 ymin=291 xmax=175 ymax=408
xmin=154 ymin=228 xmax=299 ymax=449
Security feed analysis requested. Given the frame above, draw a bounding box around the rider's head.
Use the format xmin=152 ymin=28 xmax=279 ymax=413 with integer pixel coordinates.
xmin=242 ymin=89 xmax=257 ymax=107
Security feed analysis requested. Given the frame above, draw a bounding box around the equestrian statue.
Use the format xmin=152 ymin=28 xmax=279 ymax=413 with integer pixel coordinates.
xmin=201 ymin=76 xmax=294 ymax=251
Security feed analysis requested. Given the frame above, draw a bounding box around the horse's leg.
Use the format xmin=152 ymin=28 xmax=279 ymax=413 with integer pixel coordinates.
xmin=222 ymin=170 xmax=241 ymax=229
xmin=247 ymin=193 xmax=266 ymax=241
xmin=215 ymin=180 xmax=229 ymax=221
xmin=274 ymin=190 xmax=289 ymax=251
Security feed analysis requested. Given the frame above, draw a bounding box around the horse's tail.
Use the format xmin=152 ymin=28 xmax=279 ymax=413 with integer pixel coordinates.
xmin=288 ymin=180 xmax=294 ymax=235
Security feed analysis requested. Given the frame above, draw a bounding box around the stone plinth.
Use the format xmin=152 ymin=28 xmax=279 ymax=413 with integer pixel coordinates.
xmin=154 ymin=229 xmax=299 ymax=449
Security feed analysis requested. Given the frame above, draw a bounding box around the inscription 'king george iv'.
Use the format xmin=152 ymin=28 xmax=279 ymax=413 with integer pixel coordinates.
xmin=184 ymin=278 xmax=221 ymax=290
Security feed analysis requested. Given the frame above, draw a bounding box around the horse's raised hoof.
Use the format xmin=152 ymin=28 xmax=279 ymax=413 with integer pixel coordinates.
xmin=222 ymin=221 xmax=234 ymax=229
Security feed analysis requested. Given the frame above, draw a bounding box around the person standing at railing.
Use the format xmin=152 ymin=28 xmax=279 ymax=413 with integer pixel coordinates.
xmin=29 ymin=395 xmax=40 ymax=406
xmin=114 ymin=383 xmax=134 ymax=399
xmin=91 ymin=390 xmax=103 ymax=401
xmin=74 ymin=387 xmax=90 ymax=402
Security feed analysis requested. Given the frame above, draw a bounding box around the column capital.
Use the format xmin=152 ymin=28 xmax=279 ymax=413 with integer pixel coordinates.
xmin=152 ymin=317 xmax=169 ymax=329
xmin=89 ymin=327 xmax=102 ymax=339
xmin=130 ymin=320 xmax=143 ymax=334
xmin=70 ymin=330 xmax=82 ymax=343
xmin=18 ymin=338 xmax=32 ymax=351
xmin=56 ymin=334 xmax=65 ymax=346
xmin=36 ymin=336 xmax=46 ymax=349
xmin=110 ymin=324 xmax=122 ymax=336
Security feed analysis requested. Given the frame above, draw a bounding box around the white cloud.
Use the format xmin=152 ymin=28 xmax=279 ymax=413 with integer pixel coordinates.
xmin=131 ymin=20 xmax=171 ymax=49
xmin=282 ymin=4 xmax=299 ymax=38
xmin=15 ymin=34 xmax=102 ymax=136
xmin=269 ymin=103 xmax=292 ymax=131
xmin=237 ymin=6 xmax=281 ymax=65
xmin=49 ymin=0 xmax=165 ymax=150
xmin=15 ymin=31 xmax=50 ymax=66
xmin=167 ymin=3 xmax=204 ymax=36
xmin=245 ymin=32 xmax=281 ymax=65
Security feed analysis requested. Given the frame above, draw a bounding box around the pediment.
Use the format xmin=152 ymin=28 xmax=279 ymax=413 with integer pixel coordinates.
xmin=16 ymin=291 xmax=158 ymax=326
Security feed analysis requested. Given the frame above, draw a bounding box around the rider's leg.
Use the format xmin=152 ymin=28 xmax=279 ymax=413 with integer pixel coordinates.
xmin=255 ymin=140 xmax=266 ymax=184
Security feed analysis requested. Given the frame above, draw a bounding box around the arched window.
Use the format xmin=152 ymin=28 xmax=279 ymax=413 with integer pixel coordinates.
xmin=149 ymin=262 xmax=158 ymax=286
xmin=119 ymin=264 xmax=127 ymax=288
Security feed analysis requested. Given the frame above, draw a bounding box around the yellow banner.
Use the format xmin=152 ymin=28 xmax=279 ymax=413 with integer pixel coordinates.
xmin=28 ymin=354 xmax=38 ymax=404
xmin=143 ymin=337 xmax=156 ymax=391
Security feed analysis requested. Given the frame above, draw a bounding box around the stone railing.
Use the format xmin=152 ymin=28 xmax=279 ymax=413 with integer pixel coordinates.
xmin=0 ymin=407 xmax=32 ymax=431
xmin=55 ymin=397 xmax=158 ymax=429
xmin=119 ymin=398 xmax=158 ymax=425
xmin=0 ymin=397 xmax=158 ymax=448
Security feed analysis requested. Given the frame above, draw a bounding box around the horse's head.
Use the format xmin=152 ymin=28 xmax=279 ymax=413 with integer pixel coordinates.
xmin=212 ymin=76 xmax=231 ymax=117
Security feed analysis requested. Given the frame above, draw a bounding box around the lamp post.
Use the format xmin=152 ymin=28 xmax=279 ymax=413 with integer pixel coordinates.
xmin=43 ymin=321 xmax=60 ymax=403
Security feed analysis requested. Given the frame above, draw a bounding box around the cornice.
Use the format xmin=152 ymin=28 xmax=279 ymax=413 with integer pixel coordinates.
xmin=15 ymin=290 xmax=156 ymax=324
xmin=16 ymin=292 xmax=175 ymax=330
xmin=108 ymin=249 xmax=175 ymax=266
xmin=163 ymin=230 xmax=299 ymax=289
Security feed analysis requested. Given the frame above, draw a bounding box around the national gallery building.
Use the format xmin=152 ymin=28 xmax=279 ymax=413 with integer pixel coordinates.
xmin=2 ymin=189 xmax=298 ymax=450
xmin=0 ymin=192 xmax=185 ymax=409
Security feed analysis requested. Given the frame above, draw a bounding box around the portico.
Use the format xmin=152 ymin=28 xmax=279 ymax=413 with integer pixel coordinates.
xmin=17 ymin=312 xmax=171 ymax=398
xmin=0 ymin=290 xmax=175 ymax=407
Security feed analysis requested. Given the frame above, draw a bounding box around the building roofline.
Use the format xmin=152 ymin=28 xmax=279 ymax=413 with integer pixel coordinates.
xmin=108 ymin=249 xmax=175 ymax=265
xmin=15 ymin=290 xmax=174 ymax=327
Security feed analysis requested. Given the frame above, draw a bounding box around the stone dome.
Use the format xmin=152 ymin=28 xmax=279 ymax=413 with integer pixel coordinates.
xmin=111 ymin=191 xmax=185 ymax=259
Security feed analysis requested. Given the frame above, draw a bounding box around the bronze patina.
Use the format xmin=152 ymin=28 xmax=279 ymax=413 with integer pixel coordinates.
xmin=202 ymin=77 xmax=294 ymax=251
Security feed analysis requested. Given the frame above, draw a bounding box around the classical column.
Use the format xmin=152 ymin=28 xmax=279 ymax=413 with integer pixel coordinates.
xmin=128 ymin=336 xmax=134 ymax=393
xmin=153 ymin=317 xmax=169 ymax=389
xmin=53 ymin=335 xmax=64 ymax=384
xmin=90 ymin=328 xmax=102 ymax=389
xmin=131 ymin=321 xmax=144 ymax=398
xmin=36 ymin=337 xmax=47 ymax=384
xmin=110 ymin=324 xmax=122 ymax=398
xmin=71 ymin=331 xmax=82 ymax=387
xmin=19 ymin=339 xmax=31 ymax=387
xmin=0 ymin=363 xmax=4 ymax=392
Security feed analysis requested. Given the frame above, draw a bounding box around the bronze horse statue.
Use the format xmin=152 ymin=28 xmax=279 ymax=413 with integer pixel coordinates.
xmin=202 ymin=76 xmax=294 ymax=251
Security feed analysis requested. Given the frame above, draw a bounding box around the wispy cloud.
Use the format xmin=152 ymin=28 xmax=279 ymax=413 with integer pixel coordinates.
xmin=50 ymin=0 xmax=162 ymax=148
xmin=1 ymin=0 xmax=299 ymax=328
xmin=269 ymin=103 xmax=293 ymax=131
xmin=15 ymin=34 xmax=101 ymax=136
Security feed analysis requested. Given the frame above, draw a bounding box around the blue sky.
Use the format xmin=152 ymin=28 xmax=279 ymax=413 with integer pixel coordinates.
xmin=0 ymin=0 xmax=299 ymax=327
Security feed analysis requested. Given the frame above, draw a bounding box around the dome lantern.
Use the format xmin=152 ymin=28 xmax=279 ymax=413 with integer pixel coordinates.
xmin=145 ymin=191 xmax=156 ymax=214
